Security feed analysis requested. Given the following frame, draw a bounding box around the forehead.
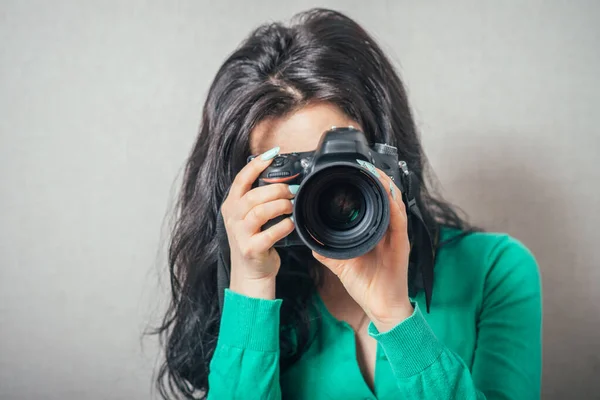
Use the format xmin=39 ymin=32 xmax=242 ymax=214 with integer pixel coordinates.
xmin=250 ymin=103 xmax=361 ymax=154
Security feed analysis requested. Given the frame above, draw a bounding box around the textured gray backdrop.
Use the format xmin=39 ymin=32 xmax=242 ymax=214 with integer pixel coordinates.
xmin=1 ymin=1 xmax=599 ymax=399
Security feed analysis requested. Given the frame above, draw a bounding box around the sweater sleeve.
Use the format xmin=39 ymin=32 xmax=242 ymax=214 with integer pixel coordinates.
xmin=207 ymin=289 xmax=282 ymax=400
xmin=368 ymin=237 xmax=542 ymax=400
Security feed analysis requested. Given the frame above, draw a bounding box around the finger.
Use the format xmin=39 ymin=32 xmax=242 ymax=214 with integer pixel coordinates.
xmin=249 ymin=217 xmax=295 ymax=253
xmin=243 ymin=198 xmax=294 ymax=233
xmin=372 ymin=169 xmax=402 ymax=207
xmin=374 ymin=168 xmax=407 ymax=233
xmin=238 ymin=183 xmax=296 ymax=219
xmin=357 ymin=162 xmax=404 ymax=211
xmin=229 ymin=146 xmax=280 ymax=199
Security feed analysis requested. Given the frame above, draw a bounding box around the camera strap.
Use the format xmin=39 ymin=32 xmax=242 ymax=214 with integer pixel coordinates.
xmin=402 ymin=177 xmax=435 ymax=313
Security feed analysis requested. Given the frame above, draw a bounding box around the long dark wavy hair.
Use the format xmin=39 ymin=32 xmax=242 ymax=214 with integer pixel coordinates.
xmin=154 ymin=8 xmax=472 ymax=399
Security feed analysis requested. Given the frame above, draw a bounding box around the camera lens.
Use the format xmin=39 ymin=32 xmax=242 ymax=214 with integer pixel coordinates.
xmin=318 ymin=183 xmax=364 ymax=229
xmin=293 ymin=162 xmax=390 ymax=260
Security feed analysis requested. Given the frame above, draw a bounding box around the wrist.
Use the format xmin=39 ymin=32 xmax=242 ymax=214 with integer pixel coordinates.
xmin=369 ymin=299 xmax=414 ymax=333
xmin=229 ymin=273 xmax=277 ymax=300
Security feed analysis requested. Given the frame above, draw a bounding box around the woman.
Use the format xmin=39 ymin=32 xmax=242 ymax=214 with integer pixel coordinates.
xmin=156 ymin=8 xmax=542 ymax=400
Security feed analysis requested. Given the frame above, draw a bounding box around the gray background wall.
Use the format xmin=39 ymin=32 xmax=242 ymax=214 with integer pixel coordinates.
xmin=1 ymin=0 xmax=598 ymax=399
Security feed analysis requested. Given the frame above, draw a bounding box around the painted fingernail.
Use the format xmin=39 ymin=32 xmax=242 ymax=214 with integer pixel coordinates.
xmin=356 ymin=159 xmax=380 ymax=177
xmin=288 ymin=184 xmax=300 ymax=195
xmin=290 ymin=199 xmax=295 ymax=205
xmin=290 ymin=216 xmax=295 ymax=223
xmin=390 ymin=181 xmax=396 ymax=201
xmin=260 ymin=146 xmax=280 ymax=161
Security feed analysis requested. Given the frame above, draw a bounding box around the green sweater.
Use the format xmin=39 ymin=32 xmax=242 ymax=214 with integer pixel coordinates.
xmin=208 ymin=230 xmax=542 ymax=399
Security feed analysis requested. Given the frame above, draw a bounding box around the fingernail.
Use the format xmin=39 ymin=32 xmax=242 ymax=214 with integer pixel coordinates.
xmin=290 ymin=199 xmax=295 ymax=205
xmin=356 ymin=159 xmax=380 ymax=177
xmin=290 ymin=216 xmax=295 ymax=223
xmin=390 ymin=181 xmax=396 ymax=201
xmin=288 ymin=184 xmax=300 ymax=195
xmin=260 ymin=146 xmax=280 ymax=161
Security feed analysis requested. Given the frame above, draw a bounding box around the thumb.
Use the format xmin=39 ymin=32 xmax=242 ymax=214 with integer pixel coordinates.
xmin=312 ymin=250 xmax=327 ymax=265
xmin=312 ymin=251 xmax=344 ymax=277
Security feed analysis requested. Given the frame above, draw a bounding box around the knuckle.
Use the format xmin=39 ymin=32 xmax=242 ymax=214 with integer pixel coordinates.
xmin=280 ymin=199 xmax=292 ymax=214
xmin=249 ymin=206 xmax=263 ymax=222
xmin=252 ymin=204 xmax=270 ymax=224
xmin=397 ymin=196 xmax=406 ymax=208
xmin=262 ymin=228 xmax=275 ymax=244
xmin=245 ymin=190 xmax=257 ymax=206
xmin=398 ymin=203 xmax=408 ymax=218
xmin=240 ymin=245 xmax=255 ymax=259
xmin=280 ymin=219 xmax=293 ymax=234
xmin=281 ymin=184 xmax=292 ymax=197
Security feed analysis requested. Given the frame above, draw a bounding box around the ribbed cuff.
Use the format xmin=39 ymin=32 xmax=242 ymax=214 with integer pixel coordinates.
xmin=368 ymin=303 xmax=443 ymax=378
xmin=218 ymin=288 xmax=283 ymax=352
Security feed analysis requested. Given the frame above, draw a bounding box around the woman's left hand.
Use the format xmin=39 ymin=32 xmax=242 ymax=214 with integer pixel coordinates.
xmin=312 ymin=165 xmax=414 ymax=333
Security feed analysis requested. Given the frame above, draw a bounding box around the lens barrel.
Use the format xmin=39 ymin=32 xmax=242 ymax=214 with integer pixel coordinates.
xmin=293 ymin=162 xmax=390 ymax=259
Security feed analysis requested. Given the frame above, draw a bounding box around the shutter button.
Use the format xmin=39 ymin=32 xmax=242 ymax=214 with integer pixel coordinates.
xmin=272 ymin=157 xmax=286 ymax=167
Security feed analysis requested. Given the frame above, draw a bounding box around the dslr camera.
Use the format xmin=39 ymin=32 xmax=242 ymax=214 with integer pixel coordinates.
xmin=249 ymin=126 xmax=406 ymax=260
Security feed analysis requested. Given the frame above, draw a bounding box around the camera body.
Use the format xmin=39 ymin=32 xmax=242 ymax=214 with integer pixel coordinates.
xmin=248 ymin=126 xmax=404 ymax=259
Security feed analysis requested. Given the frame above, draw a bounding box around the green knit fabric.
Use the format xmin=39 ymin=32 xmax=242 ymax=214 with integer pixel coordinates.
xmin=208 ymin=230 xmax=542 ymax=399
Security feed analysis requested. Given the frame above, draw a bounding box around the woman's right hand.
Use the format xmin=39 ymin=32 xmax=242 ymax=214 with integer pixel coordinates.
xmin=220 ymin=146 xmax=297 ymax=300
